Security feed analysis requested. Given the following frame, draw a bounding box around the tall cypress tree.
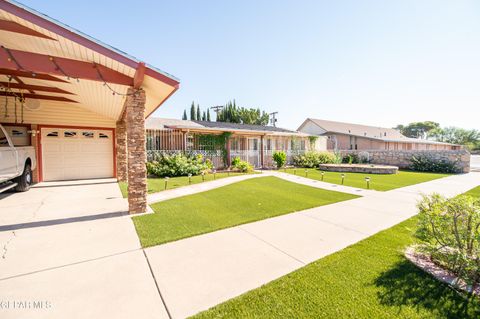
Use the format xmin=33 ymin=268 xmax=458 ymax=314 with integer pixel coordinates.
xmin=196 ymin=105 xmax=201 ymax=121
xmin=202 ymin=111 xmax=206 ymax=121
xmin=182 ymin=110 xmax=187 ymax=120
xmin=207 ymin=109 xmax=211 ymax=121
xmin=190 ymin=102 xmax=196 ymax=120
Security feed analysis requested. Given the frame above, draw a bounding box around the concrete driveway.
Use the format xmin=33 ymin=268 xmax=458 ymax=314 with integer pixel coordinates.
xmin=0 ymin=179 xmax=169 ymax=319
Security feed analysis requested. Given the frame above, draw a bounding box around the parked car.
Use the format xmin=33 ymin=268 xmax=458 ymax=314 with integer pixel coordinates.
xmin=0 ymin=124 xmax=36 ymax=193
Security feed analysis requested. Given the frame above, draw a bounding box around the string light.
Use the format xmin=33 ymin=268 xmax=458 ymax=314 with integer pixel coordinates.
xmin=1 ymin=44 xmax=136 ymax=98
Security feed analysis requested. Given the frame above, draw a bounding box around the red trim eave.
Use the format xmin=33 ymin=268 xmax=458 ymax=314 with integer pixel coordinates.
xmin=146 ymin=85 xmax=180 ymax=118
xmin=0 ymin=0 xmax=179 ymax=88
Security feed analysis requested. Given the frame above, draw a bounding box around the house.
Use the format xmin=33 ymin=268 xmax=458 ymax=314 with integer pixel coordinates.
xmin=145 ymin=118 xmax=323 ymax=168
xmin=0 ymin=0 xmax=179 ymax=214
xmin=298 ymin=118 xmax=460 ymax=151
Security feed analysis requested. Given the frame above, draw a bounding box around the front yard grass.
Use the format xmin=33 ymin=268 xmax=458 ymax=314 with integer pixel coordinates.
xmin=194 ymin=217 xmax=480 ymax=319
xmin=132 ymin=176 xmax=358 ymax=247
xmin=465 ymin=185 xmax=480 ymax=198
xmin=283 ymin=168 xmax=450 ymax=191
xmin=118 ymin=172 xmax=249 ymax=197
xmin=193 ymin=185 xmax=480 ymax=319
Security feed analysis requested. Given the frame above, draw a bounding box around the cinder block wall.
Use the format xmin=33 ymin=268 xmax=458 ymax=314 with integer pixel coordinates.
xmin=340 ymin=150 xmax=471 ymax=173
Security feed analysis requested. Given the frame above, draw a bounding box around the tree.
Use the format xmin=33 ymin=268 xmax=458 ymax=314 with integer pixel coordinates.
xmin=207 ymin=109 xmax=211 ymax=121
xmin=394 ymin=121 xmax=440 ymax=138
xmin=202 ymin=111 xmax=206 ymax=121
xmin=432 ymin=127 xmax=480 ymax=149
xmin=196 ymin=105 xmax=201 ymax=121
xmin=182 ymin=110 xmax=187 ymax=120
xmin=190 ymin=102 xmax=196 ymax=121
xmin=216 ymin=100 xmax=269 ymax=125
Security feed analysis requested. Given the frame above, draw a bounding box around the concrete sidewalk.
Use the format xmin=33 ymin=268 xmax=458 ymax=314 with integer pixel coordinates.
xmin=145 ymin=172 xmax=480 ymax=318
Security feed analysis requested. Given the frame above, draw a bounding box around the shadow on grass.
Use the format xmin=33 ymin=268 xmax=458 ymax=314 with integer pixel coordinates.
xmin=374 ymin=259 xmax=480 ymax=318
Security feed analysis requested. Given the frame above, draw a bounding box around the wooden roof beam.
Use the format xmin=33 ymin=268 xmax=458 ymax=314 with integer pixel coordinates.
xmin=0 ymin=68 xmax=69 ymax=83
xmin=1 ymin=91 xmax=77 ymax=103
xmin=133 ymin=62 xmax=145 ymax=89
xmin=0 ymin=47 xmax=134 ymax=86
xmin=0 ymin=81 xmax=74 ymax=94
xmin=0 ymin=19 xmax=56 ymax=40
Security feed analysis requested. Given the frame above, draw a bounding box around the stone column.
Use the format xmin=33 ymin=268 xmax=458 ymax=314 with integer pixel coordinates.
xmin=116 ymin=116 xmax=127 ymax=182
xmin=125 ymin=88 xmax=147 ymax=214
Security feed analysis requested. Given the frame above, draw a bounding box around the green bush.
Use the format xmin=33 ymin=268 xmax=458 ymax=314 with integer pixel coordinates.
xmin=230 ymin=156 xmax=253 ymax=173
xmin=273 ymin=151 xmax=287 ymax=168
xmin=342 ymin=153 xmax=360 ymax=164
xmin=293 ymin=151 xmax=337 ymax=168
xmin=231 ymin=156 xmax=241 ymax=167
xmin=416 ymin=194 xmax=480 ymax=289
xmin=146 ymin=153 xmax=209 ymax=177
xmin=234 ymin=160 xmax=253 ymax=173
xmin=410 ymin=155 xmax=459 ymax=173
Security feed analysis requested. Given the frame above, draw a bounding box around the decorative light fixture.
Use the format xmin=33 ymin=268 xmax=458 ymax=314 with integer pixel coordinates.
xmin=365 ymin=176 xmax=371 ymax=189
xmin=341 ymin=173 xmax=345 ymax=185
xmin=164 ymin=177 xmax=169 ymax=190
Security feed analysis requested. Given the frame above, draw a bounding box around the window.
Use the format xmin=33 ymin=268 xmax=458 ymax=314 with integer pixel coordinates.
xmin=266 ymin=139 xmax=271 ymax=150
xmin=99 ymin=133 xmax=109 ymax=139
xmin=82 ymin=131 xmax=94 ymax=138
xmin=46 ymin=131 xmax=59 ymax=137
xmin=11 ymin=130 xmax=26 ymax=137
xmin=64 ymin=131 xmax=77 ymax=138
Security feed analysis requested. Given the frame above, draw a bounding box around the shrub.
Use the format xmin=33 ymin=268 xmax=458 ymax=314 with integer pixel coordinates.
xmin=146 ymin=153 xmax=209 ymax=177
xmin=231 ymin=156 xmax=241 ymax=167
xmin=273 ymin=151 xmax=287 ymax=168
xmin=416 ymin=194 xmax=480 ymax=290
xmin=342 ymin=153 xmax=360 ymax=164
xmin=234 ymin=160 xmax=254 ymax=173
xmin=293 ymin=151 xmax=337 ymax=168
xmin=410 ymin=155 xmax=458 ymax=173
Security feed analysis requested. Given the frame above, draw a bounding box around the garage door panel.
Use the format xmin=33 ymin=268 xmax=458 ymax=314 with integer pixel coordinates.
xmin=42 ymin=128 xmax=114 ymax=182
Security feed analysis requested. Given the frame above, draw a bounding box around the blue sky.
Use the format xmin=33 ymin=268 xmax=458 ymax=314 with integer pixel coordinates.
xmin=21 ymin=0 xmax=480 ymax=131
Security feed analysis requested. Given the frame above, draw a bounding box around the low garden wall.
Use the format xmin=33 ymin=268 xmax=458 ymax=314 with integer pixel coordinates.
xmin=340 ymin=150 xmax=471 ymax=173
xmin=318 ymin=163 xmax=398 ymax=174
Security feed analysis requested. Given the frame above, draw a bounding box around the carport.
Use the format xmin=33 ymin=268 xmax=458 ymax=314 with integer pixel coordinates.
xmin=0 ymin=0 xmax=179 ymax=213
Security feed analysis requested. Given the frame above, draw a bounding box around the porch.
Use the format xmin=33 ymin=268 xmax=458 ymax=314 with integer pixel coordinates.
xmin=145 ymin=121 xmax=313 ymax=169
xmin=0 ymin=0 xmax=179 ymax=214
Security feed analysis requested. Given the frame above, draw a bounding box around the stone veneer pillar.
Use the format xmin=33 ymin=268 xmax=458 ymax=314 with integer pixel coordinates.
xmin=116 ymin=116 xmax=127 ymax=182
xmin=125 ymin=88 xmax=147 ymax=214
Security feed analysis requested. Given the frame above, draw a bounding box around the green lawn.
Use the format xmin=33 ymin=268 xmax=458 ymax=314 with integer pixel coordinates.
xmin=118 ymin=172 xmax=250 ymax=197
xmin=132 ymin=176 xmax=358 ymax=247
xmin=465 ymin=186 xmax=480 ymax=198
xmin=193 ymin=185 xmax=480 ymax=319
xmin=194 ymin=218 xmax=480 ymax=319
xmin=283 ymin=168 xmax=450 ymax=191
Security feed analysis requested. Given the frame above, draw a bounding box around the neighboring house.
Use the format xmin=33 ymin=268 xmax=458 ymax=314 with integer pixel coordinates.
xmin=0 ymin=0 xmax=179 ymax=214
xmin=298 ymin=118 xmax=460 ymax=151
xmin=145 ymin=118 xmax=324 ymax=168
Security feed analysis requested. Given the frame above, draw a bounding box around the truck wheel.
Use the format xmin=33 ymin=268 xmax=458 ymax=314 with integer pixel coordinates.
xmin=14 ymin=164 xmax=33 ymax=192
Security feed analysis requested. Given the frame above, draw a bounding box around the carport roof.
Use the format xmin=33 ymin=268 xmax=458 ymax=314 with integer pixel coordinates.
xmin=0 ymin=0 xmax=179 ymax=121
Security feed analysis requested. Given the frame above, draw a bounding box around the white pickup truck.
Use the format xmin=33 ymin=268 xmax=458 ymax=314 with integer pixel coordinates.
xmin=0 ymin=124 xmax=36 ymax=193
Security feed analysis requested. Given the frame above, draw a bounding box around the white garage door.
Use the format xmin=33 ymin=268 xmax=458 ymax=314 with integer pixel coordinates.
xmin=42 ymin=128 xmax=114 ymax=181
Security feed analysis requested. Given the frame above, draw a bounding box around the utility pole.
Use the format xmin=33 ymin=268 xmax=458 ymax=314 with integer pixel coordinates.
xmin=269 ymin=112 xmax=278 ymax=127
xmin=210 ymin=105 xmax=224 ymax=120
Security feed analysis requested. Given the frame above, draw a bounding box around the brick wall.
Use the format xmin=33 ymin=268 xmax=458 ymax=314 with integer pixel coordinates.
xmin=340 ymin=149 xmax=471 ymax=173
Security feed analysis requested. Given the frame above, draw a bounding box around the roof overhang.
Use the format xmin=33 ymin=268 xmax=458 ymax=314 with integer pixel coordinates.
xmin=0 ymin=0 xmax=179 ymax=122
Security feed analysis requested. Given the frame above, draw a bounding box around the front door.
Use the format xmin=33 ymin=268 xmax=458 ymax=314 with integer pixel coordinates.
xmin=248 ymin=138 xmax=260 ymax=167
